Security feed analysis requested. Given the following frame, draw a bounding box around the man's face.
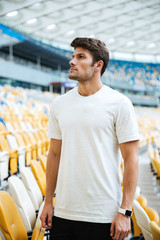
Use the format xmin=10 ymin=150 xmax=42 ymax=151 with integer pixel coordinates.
xmin=68 ymin=47 xmax=95 ymax=81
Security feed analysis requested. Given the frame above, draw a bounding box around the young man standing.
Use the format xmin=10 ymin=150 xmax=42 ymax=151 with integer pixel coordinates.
xmin=40 ymin=38 xmax=139 ymax=240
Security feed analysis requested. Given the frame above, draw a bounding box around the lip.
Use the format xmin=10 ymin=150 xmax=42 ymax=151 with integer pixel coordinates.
xmin=70 ymin=68 xmax=77 ymax=71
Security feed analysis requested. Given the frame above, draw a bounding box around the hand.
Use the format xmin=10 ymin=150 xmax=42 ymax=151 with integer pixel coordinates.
xmin=110 ymin=213 xmax=131 ymax=240
xmin=40 ymin=203 xmax=53 ymax=228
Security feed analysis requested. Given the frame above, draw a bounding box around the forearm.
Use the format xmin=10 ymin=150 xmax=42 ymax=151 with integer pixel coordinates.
xmin=121 ymin=155 xmax=139 ymax=209
xmin=45 ymin=149 xmax=60 ymax=205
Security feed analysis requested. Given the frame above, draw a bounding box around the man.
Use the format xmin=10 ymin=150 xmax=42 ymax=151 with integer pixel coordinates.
xmin=40 ymin=37 xmax=139 ymax=240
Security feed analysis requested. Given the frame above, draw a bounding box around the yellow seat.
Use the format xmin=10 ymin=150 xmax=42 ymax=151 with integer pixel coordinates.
xmin=145 ymin=208 xmax=159 ymax=225
xmin=39 ymin=154 xmax=47 ymax=172
xmin=0 ymin=133 xmax=18 ymax=175
xmin=15 ymin=132 xmax=32 ymax=166
xmin=0 ymin=191 xmax=45 ymax=240
xmin=0 ymin=122 xmax=6 ymax=132
xmin=30 ymin=160 xmax=56 ymax=206
xmin=21 ymin=131 xmax=37 ymax=160
xmin=31 ymin=221 xmax=45 ymax=240
xmin=137 ymin=195 xmax=147 ymax=209
xmin=0 ymin=190 xmax=28 ymax=239
xmin=30 ymin=160 xmax=46 ymax=196
xmin=33 ymin=131 xmax=46 ymax=156
xmin=132 ymin=195 xmax=147 ymax=237
xmin=150 ymin=221 xmax=160 ymax=240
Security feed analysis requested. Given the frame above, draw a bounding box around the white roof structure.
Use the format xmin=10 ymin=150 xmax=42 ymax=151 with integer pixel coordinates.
xmin=0 ymin=0 xmax=160 ymax=62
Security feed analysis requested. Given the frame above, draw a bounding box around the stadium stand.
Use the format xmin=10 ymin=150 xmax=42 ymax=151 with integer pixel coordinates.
xmin=0 ymin=1 xmax=160 ymax=237
xmin=0 ymin=191 xmax=45 ymax=240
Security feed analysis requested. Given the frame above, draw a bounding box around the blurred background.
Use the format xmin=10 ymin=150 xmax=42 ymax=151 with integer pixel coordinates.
xmin=0 ymin=0 xmax=160 ymax=239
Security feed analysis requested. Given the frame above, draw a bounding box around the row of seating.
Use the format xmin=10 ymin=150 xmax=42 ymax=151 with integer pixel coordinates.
xmin=133 ymin=194 xmax=160 ymax=240
xmin=0 ymin=155 xmax=54 ymax=239
xmin=0 ymin=121 xmax=49 ymax=181
xmin=148 ymin=144 xmax=160 ymax=195
xmin=120 ymin=158 xmax=160 ymax=240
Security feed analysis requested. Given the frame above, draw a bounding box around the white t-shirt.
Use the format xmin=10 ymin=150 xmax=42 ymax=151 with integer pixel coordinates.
xmin=48 ymin=85 xmax=139 ymax=223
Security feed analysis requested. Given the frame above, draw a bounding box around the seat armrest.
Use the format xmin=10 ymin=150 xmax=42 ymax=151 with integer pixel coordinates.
xmin=27 ymin=230 xmax=33 ymax=239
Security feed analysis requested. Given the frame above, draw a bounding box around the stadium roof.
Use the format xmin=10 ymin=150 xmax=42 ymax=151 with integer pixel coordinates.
xmin=0 ymin=0 xmax=160 ymax=62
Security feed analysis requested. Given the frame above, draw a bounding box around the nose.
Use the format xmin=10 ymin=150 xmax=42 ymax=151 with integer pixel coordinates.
xmin=69 ymin=58 xmax=76 ymax=66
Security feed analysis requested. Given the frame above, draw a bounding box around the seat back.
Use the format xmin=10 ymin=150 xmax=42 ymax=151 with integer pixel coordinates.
xmin=5 ymin=122 xmax=15 ymax=133
xmin=20 ymin=167 xmax=43 ymax=210
xmin=137 ymin=195 xmax=147 ymax=209
xmin=15 ymin=133 xmax=26 ymax=147
xmin=6 ymin=134 xmax=19 ymax=150
xmin=145 ymin=208 xmax=159 ymax=225
xmin=134 ymin=186 xmax=141 ymax=200
xmin=133 ymin=200 xmax=153 ymax=240
xmin=132 ymin=194 xmax=147 ymax=237
xmin=30 ymin=160 xmax=46 ymax=196
xmin=150 ymin=221 xmax=160 ymax=240
xmin=0 ymin=134 xmax=10 ymax=152
xmin=0 ymin=151 xmax=9 ymax=181
xmin=31 ymin=222 xmax=45 ymax=240
xmin=0 ymin=191 xmax=28 ymax=240
xmin=39 ymin=154 xmax=47 ymax=172
xmin=0 ymin=122 xmax=6 ymax=132
xmin=8 ymin=176 xmax=36 ymax=231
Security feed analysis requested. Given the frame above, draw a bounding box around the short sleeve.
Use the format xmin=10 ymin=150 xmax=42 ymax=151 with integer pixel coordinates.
xmin=47 ymin=102 xmax=62 ymax=140
xmin=116 ymin=97 xmax=139 ymax=144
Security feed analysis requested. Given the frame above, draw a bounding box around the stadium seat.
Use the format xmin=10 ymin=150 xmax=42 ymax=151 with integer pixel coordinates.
xmin=30 ymin=160 xmax=55 ymax=206
xmin=132 ymin=195 xmax=147 ymax=237
xmin=150 ymin=221 xmax=160 ymax=240
xmin=20 ymin=167 xmax=43 ymax=211
xmin=134 ymin=186 xmax=141 ymax=200
xmin=136 ymin=195 xmax=147 ymax=209
xmin=30 ymin=160 xmax=46 ymax=196
xmin=38 ymin=154 xmax=47 ymax=172
xmin=0 ymin=150 xmax=9 ymax=182
xmin=0 ymin=132 xmax=18 ymax=175
xmin=15 ymin=132 xmax=32 ymax=166
xmin=133 ymin=200 xmax=153 ymax=240
xmin=6 ymin=133 xmax=25 ymax=171
xmin=8 ymin=176 xmax=36 ymax=231
xmin=145 ymin=208 xmax=159 ymax=225
xmin=21 ymin=131 xmax=37 ymax=160
xmin=0 ymin=191 xmax=45 ymax=240
xmin=33 ymin=130 xmax=46 ymax=156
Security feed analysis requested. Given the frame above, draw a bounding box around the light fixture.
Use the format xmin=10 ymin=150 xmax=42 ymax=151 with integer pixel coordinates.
xmin=126 ymin=41 xmax=135 ymax=47
xmin=89 ymin=34 xmax=95 ymax=38
xmin=147 ymin=43 xmax=156 ymax=49
xmin=107 ymin=38 xmax=115 ymax=43
xmin=31 ymin=3 xmax=41 ymax=8
xmin=6 ymin=11 xmax=18 ymax=17
xmin=47 ymin=24 xmax=56 ymax=30
xmin=26 ymin=18 xmax=37 ymax=24
xmin=67 ymin=30 xmax=75 ymax=36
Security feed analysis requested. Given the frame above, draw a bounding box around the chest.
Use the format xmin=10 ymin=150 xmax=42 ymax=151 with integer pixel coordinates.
xmin=56 ymin=101 xmax=116 ymax=132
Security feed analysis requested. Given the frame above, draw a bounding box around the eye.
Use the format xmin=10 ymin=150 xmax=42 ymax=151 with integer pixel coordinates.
xmin=79 ymin=55 xmax=84 ymax=59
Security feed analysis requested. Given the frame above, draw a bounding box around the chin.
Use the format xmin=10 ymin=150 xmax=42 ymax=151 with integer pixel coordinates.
xmin=68 ymin=74 xmax=77 ymax=80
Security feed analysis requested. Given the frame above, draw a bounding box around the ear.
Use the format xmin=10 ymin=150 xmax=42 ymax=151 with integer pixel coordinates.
xmin=94 ymin=60 xmax=104 ymax=73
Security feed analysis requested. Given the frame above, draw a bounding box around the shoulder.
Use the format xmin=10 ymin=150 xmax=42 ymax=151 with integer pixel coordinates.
xmin=50 ymin=87 xmax=76 ymax=111
xmin=103 ymin=85 xmax=132 ymax=105
xmin=51 ymin=88 xmax=76 ymax=104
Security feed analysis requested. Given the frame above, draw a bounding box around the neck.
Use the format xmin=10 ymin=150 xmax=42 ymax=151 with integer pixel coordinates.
xmin=78 ymin=78 xmax=103 ymax=97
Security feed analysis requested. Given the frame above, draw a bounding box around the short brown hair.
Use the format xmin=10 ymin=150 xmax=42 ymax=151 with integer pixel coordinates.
xmin=70 ymin=37 xmax=109 ymax=76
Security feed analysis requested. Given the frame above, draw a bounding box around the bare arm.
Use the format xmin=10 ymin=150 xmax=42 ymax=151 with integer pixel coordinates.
xmin=110 ymin=140 xmax=139 ymax=240
xmin=40 ymin=138 xmax=62 ymax=228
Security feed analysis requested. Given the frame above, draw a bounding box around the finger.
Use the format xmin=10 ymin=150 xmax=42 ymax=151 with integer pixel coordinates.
xmin=119 ymin=231 xmax=125 ymax=240
xmin=110 ymin=222 xmax=115 ymax=238
xmin=112 ymin=227 xmax=120 ymax=240
xmin=41 ymin=214 xmax=49 ymax=228
xmin=47 ymin=212 xmax=53 ymax=227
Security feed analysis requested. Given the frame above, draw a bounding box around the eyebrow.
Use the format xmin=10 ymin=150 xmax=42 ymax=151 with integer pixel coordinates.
xmin=72 ymin=53 xmax=86 ymax=58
